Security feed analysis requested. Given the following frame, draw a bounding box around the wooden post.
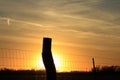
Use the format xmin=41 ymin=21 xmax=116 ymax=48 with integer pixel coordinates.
xmin=92 ymin=57 xmax=96 ymax=80
xmin=92 ymin=58 xmax=96 ymax=71
xmin=42 ymin=37 xmax=56 ymax=80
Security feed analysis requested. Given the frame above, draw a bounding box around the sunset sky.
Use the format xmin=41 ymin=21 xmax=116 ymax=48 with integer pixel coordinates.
xmin=0 ymin=0 xmax=120 ymax=72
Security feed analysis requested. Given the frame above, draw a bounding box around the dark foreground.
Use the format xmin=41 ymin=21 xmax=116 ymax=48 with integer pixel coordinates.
xmin=0 ymin=70 xmax=120 ymax=80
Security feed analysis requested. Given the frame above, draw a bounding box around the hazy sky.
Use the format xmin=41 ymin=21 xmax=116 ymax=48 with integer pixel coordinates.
xmin=0 ymin=0 xmax=120 ymax=71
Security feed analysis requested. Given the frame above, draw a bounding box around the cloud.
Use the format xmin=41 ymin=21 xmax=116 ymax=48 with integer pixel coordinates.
xmin=0 ymin=0 xmax=120 ymax=50
xmin=0 ymin=17 xmax=43 ymax=27
xmin=0 ymin=17 xmax=11 ymax=26
xmin=0 ymin=0 xmax=120 ymax=65
xmin=0 ymin=17 xmax=46 ymax=43
xmin=50 ymin=0 xmax=120 ymax=37
xmin=7 ymin=18 xmax=10 ymax=26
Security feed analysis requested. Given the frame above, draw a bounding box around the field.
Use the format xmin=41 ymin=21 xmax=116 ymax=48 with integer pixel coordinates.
xmin=0 ymin=69 xmax=120 ymax=80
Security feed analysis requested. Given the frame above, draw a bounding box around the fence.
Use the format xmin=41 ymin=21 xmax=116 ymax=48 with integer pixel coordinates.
xmin=0 ymin=48 xmax=119 ymax=72
xmin=0 ymin=48 xmax=41 ymax=70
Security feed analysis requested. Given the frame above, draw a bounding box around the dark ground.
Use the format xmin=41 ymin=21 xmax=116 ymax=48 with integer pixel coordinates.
xmin=0 ymin=70 xmax=120 ymax=80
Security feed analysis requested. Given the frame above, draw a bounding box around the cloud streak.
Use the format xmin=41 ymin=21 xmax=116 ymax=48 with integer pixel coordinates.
xmin=0 ymin=0 xmax=120 ymax=62
xmin=0 ymin=17 xmax=43 ymax=27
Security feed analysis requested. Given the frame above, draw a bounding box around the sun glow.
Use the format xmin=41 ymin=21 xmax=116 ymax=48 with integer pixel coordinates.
xmin=53 ymin=54 xmax=62 ymax=71
xmin=38 ymin=53 xmax=63 ymax=72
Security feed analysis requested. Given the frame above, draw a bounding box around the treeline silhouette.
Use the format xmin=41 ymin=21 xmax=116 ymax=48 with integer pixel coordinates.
xmin=0 ymin=68 xmax=46 ymax=80
xmin=92 ymin=65 xmax=120 ymax=73
xmin=0 ymin=65 xmax=120 ymax=80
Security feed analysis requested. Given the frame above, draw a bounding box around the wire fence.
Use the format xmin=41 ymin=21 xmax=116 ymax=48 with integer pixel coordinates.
xmin=0 ymin=48 xmax=119 ymax=72
xmin=0 ymin=48 xmax=41 ymax=70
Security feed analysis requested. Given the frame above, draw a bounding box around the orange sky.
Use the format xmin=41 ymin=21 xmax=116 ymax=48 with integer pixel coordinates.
xmin=0 ymin=0 xmax=120 ymax=72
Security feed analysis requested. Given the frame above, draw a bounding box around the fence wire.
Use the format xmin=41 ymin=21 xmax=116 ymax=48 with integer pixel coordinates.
xmin=0 ymin=48 xmax=119 ymax=72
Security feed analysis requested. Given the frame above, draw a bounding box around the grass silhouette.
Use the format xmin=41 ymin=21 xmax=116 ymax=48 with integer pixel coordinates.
xmin=0 ymin=66 xmax=120 ymax=80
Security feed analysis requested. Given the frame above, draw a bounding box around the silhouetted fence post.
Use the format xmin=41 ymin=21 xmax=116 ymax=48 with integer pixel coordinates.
xmin=42 ymin=37 xmax=56 ymax=80
xmin=92 ymin=57 xmax=96 ymax=80
xmin=92 ymin=58 xmax=96 ymax=72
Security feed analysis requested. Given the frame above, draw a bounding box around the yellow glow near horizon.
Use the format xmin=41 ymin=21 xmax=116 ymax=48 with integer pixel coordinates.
xmin=37 ymin=52 xmax=63 ymax=72
xmin=53 ymin=53 xmax=63 ymax=71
